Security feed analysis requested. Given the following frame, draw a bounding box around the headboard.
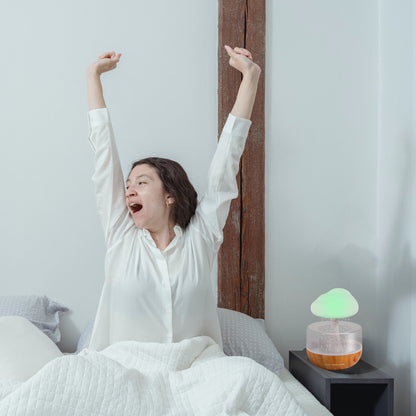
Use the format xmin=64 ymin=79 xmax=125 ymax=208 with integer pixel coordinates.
xmin=217 ymin=0 xmax=265 ymax=319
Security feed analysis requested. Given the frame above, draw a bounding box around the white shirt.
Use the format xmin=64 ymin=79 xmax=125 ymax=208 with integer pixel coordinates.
xmin=86 ymin=108 xmax=252 ymax=352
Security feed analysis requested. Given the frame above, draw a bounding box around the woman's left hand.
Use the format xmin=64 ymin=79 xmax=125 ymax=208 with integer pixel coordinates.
xmin=224 ymin=45 xmax=261 ymax=76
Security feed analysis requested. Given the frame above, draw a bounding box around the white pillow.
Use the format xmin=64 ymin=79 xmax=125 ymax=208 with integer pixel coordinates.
xmin=0 ymin=316 xmax=63 ymax=382
xmin=76 ymin=318 xmax=94 ymax=352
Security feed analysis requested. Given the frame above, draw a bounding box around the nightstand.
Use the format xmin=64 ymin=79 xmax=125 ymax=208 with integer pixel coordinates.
xmin=289 ymin=349 xmax=393 ymax=416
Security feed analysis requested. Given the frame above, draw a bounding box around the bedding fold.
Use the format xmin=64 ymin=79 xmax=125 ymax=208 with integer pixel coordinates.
xmin=0 ymin=336 xmax=306 ymax=416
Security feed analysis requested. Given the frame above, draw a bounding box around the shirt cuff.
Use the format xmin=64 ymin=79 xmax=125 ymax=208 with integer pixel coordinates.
xmin=87 ymin=108 xmax=111 ymax=153
xmin=88 ymin=107 xmax=110 ymax=133
xmin=223 ymin=113 xmax=252 ymax=137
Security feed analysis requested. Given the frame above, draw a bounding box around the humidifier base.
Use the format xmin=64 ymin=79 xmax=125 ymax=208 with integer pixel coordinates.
xmin=306 ymin=348 xmax=362 ymax=370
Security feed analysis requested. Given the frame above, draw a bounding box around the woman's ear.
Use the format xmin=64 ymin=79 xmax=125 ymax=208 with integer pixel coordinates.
xmin=166 ymin=195 xmax=175 ymax=206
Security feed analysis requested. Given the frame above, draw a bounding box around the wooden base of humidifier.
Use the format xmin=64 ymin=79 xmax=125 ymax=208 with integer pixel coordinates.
xmin=306 ymin=348 xmax=362 ymax=370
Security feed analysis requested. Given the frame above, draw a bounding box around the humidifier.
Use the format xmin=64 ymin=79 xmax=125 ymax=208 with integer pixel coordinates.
xmin=306 ymin=288 xmax=362 ymax=371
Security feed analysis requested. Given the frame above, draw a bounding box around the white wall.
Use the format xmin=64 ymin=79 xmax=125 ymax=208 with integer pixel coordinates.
xmin=266 ymin=0 xmax=378 ymax=358
xmin=377 ymin=1 xmax=413 ymax=414
xmin=0 ymin=0 xmax=218 ymax=352
xmin=266 ymin=1 xmax=415 ymax=415
xmin=412 ymin=0 xmax=416 ymax=411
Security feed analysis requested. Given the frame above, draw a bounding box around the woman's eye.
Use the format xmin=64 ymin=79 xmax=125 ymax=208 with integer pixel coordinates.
xmin=125 ymin=181 xmax=146 ymax=190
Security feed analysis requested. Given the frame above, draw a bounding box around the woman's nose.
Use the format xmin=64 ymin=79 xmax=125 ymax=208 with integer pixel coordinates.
xmin=126 ymin=187 xmax=137 ymax=197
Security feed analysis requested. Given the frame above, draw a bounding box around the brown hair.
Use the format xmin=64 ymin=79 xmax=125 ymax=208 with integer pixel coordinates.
xmin=128 ymin=157 xmax=198 ymax=229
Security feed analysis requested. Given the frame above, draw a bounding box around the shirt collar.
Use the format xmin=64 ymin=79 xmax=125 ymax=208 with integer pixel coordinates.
xmin=141 ymin=224 xmax=183 ymax=250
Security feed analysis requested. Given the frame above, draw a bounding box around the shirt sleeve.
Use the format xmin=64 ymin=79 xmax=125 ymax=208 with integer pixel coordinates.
xmin=88 ymin=108 xmax=134 ymax=248
xmin=191 ymin=113 xmax=252 ymax=252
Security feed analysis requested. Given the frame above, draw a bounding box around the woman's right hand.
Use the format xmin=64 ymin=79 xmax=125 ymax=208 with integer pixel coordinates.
xmin=88 ymin=51 xmax=122 ymax=75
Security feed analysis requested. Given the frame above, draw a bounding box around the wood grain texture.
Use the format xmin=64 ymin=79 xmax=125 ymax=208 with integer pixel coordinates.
xmin=218 ymin=0 xmax=245 ymax=312
xmin=306 ymin=349 xmax=363 ymax=371
xmin=218 ymin=0 xmax=265 ymax=318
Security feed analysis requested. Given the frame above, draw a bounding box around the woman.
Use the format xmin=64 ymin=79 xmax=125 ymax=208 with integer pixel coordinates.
xmin=86 ymin=46 xmax=261 ymax=351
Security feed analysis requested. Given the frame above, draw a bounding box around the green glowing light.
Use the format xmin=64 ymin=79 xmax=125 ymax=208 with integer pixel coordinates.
xmin=311 ymin=288 xmax=359 ymax=319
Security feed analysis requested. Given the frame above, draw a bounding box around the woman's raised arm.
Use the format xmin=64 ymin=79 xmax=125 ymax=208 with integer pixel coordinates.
xmin=86 ymin=51 xmax=122 ymax=110
xmin=86 ymin=51 xmax=130 ymax=249
xmin=224 ymin=45 xmax=261 ymax=120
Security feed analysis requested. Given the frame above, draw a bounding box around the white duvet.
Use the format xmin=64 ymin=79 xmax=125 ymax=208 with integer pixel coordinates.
xmin=0 ymin=336 xmax=306 ymax=415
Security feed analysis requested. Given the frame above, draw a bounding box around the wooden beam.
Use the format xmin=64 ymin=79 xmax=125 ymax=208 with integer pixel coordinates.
xmin=218 ymin=0 xmax=265 ymax=318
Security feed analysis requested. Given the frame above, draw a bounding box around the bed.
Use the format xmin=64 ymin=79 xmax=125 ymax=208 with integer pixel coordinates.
xmin=0 ymin=295 xmax=332 ymax=415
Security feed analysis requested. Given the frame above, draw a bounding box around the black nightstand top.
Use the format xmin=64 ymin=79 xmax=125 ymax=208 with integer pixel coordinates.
xmin=289 ymin=349 xmax=394 ymax=416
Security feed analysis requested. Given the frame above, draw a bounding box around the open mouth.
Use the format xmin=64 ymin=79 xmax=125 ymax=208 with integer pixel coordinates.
xmin=129 ymin=203 xmax=143 ymax=214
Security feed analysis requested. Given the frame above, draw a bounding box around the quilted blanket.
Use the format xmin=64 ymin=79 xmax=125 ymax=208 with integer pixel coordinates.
xmin=0 ymin=336 xmax=306 ymax=415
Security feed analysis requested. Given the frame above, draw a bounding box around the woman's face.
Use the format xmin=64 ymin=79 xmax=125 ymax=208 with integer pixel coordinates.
xmin=125 ymin=164 xmax=174 ymax=231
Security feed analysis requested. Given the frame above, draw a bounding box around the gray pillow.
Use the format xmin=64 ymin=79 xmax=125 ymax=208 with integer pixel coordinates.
xmin=217 ymin=307 xmax=284 ymax=376
xmin=76 ymin=308 xmax=284 ymax=376
xmin=0 ymin=295 xmax=69 ymax=343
